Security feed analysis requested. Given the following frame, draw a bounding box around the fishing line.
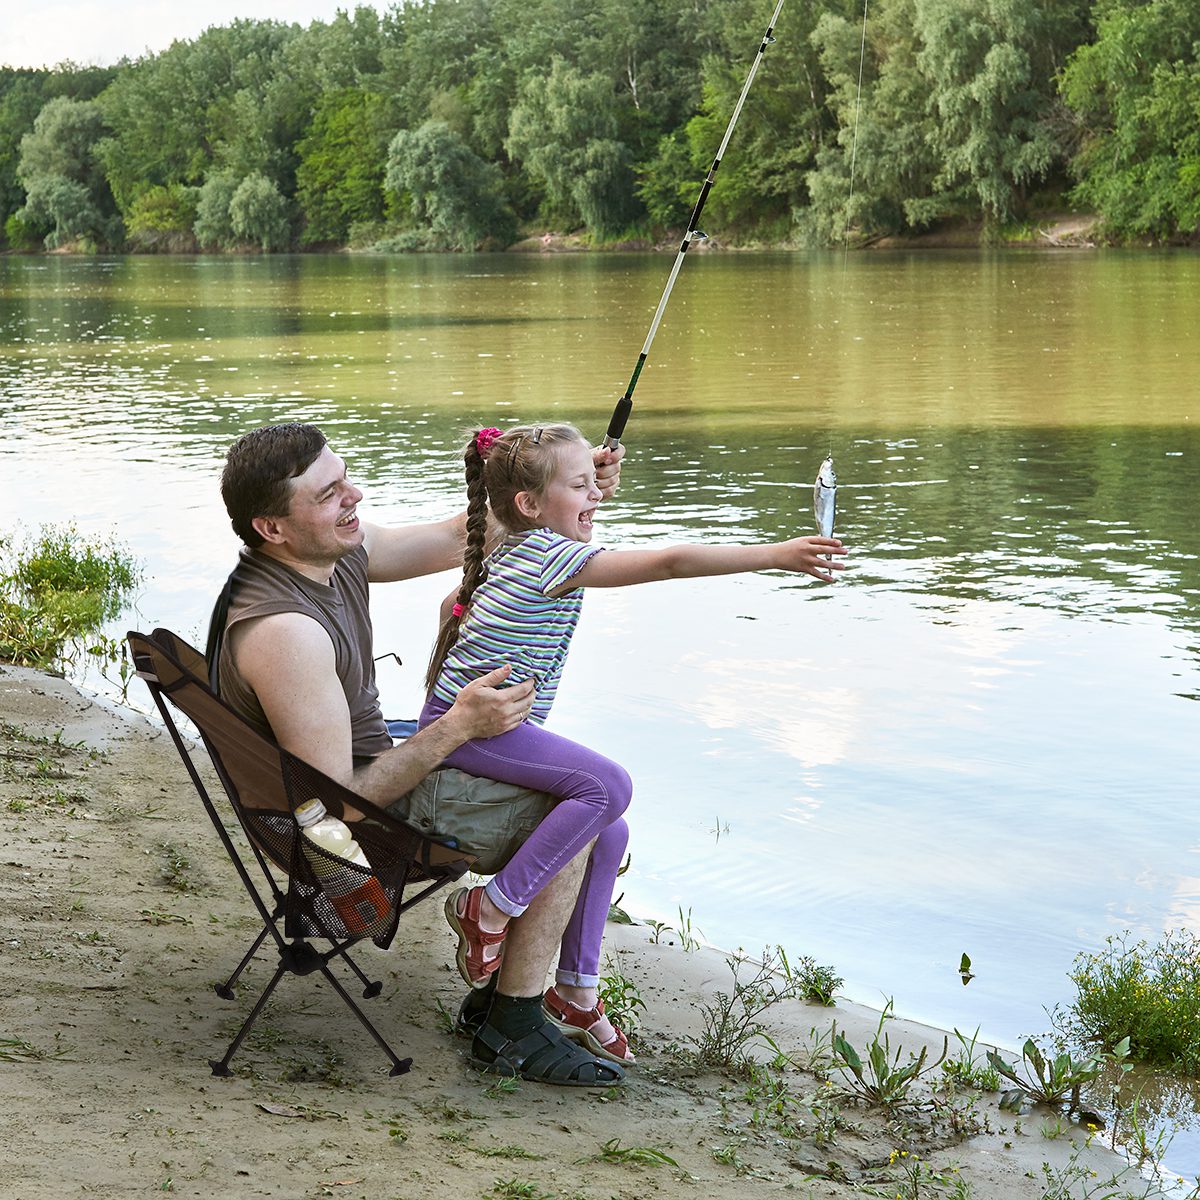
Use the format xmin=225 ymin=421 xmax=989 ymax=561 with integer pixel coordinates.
xmin=602 ymin=0 xmax=786 ymax=451
xmin=815 ymin=0 xmax=871 ymax=541
xmin=842 ymin=0 xmax=870 ymax=270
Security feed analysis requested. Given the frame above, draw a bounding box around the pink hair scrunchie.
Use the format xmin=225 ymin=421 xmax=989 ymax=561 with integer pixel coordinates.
xmin=475 ymin=427 xmax=503 ymax=457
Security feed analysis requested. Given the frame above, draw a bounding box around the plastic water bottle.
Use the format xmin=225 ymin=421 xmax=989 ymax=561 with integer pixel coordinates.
xmin=294 ymin=798 xmax=390 ymax=936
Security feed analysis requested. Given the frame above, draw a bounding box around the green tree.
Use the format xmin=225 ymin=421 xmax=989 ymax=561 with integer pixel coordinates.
xmin=0 ymin=64 xmax=115 ymax=242
xmin=805 ymin=0 xmax=1088 ymax=242
xmin=1060 ymin=0 xmax=1200 ymax=240
xmin=97 ymin=20 xmax=306 ymax=215
xmin=193 ymin=170 xmax=239 ymax=249
xmin=295 ymin=89 xmax=387 ymax=244
xmin=385 ymin=120 xmax=515 ymax=249
xmin=0 ymin=74 xmax=49 ymax=237
xmin=805 ymin=0 xmax=939 ymax=243
xmin=16 ymin=95 xmax=120 ymax=248
xmin=678 ymin=0 xmax=829 ymax=237
xmin=911 ymin=0 xmax=1089 ymax=226
xmin=505 ymin=57 xmax=636 ymax=236
xmin=228 ymin=172 xmax=291 ymax=251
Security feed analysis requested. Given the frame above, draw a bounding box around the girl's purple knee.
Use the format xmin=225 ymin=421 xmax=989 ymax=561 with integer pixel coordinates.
xmin=598 ymin=761 xmax=633 ymax=821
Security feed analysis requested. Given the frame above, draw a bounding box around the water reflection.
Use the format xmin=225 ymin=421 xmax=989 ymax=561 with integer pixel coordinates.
xmin=2 ymin=254 xmax=1200 ymax=1174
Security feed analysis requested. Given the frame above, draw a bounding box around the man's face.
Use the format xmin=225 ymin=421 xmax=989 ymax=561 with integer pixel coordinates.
xmin=260 ymin=445 xmax=364 ymax=567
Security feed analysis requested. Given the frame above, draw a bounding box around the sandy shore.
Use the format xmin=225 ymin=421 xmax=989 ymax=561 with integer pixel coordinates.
xmin=0 ymin=663 xmax=1160 ymax=1200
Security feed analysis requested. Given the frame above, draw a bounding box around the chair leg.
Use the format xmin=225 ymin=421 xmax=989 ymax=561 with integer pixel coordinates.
xmin=215 ymin=924 xmax=274 ymax=1000
xmin=318 ymin=963 xmax=412 ymax=1076
xmin=329 ymin=941 xmax=383 ymax=998
xmin=209 ymin=939 xmax=410 ymax=1077
xmin=209 ymin=958 xmax=289 ymax=1076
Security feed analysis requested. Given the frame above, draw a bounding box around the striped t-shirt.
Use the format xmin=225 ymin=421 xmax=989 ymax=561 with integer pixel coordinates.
xmin=431 ymin=528 xmax=603 ymax=725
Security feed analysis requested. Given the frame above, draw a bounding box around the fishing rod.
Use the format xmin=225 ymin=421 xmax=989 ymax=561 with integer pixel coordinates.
xmin=602 ymin=0 xmax=787 ymax=451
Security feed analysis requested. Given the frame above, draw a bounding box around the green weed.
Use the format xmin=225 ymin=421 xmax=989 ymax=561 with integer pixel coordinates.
xmin=599 ymin=959 xmax=647 ymax=1036
xmin=1108 ymin=1087 xmax=1173 ymax=1170
xmin=481 ymin=1076 xmax=521 ymax=1099
xmin=787 ymin=1022 xmax=835 ymax=1080
xmin=0 ymin=1034 xmax=74 ymax=1062
xmin=158 ymin=842 xmax=196 ymax=893
xmin=594 ymin=1137 xmax=679 ymax=1167
xmin=941 ymin=1027 xmax=1001 ymax=1093
xmin=676 ymin=905 xmax=702 ymax=952
xmin=1035 ymin=1138 xmax=1165 ymax=1200
xmin=887 ymin=1149 xmax=968 ymax=1199
xmin=987 ymin=1036 xmax=1128 ymax=1113
xmin=808 ymin=1091 xmax=845 ymax=1147
xmin=691 ymin=946 xmax=804 ymax=1074
xmin=741 ymin=1062 xmax=804 ymax=1135
xmin=711 ymin=1140 xmax=745 ymax=1170
xmin=832 ymin=1000 xmax=947 ymax=1109
xmin=646 ymin=918 xmax=673 ymax=944
xmin=793 ymin=954 xmax=843 ymax=1006
xmin=471 ymin=1144 xmax=543 ymax=1160
xmin=491 ymin=1179 xmax=552 ymax=1200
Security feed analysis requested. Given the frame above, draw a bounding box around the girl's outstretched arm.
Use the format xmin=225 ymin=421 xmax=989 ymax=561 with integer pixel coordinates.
xmin=555 ymin=535 xmax=847 ymax=594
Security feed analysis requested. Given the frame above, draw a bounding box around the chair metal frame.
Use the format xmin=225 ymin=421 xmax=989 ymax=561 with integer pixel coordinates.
xmin=127 ymin=627 xmax=472 ymax=1077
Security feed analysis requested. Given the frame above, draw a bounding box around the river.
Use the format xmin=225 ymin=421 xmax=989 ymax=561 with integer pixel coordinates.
xmin=2 ymin=249 xmax=1198 ymax=1170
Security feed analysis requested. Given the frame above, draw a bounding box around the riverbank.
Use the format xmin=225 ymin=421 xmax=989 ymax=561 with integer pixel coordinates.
xmin=0 ymin=662 xmax=1163 ymax=1200
xmin=3 ymin=213 xmax=1106 ymax=259
xmin=508 ymin=214 xmax=1103 ymax=253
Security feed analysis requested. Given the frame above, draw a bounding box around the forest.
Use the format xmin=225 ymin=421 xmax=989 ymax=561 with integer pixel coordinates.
xmin=1 ymin=0 xmax=1197 ymax=254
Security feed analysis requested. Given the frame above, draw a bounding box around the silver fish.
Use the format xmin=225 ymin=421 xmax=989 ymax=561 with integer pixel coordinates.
xmin=814 ymin=455 xmax=837 ymax=540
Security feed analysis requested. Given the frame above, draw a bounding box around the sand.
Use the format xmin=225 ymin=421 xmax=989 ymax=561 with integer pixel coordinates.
xmin=0 ymin=662 xmax=1163 ymax=1200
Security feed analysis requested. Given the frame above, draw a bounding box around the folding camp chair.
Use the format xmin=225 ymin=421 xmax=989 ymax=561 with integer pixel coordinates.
xmin=127 ymin=627 xmax=473 ymax=1078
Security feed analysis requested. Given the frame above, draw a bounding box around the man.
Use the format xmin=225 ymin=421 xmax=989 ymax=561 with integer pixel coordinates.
xmin=216 ymin=422 xmax=626 ymax=1087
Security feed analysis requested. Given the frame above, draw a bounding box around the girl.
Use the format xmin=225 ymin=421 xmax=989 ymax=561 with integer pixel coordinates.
xmin=421 ymin=423 xmax=845 ymax=1065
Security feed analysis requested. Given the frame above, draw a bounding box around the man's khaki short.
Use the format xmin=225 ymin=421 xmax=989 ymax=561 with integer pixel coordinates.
xmin=386 ymin=767 xmax=554 ymax=876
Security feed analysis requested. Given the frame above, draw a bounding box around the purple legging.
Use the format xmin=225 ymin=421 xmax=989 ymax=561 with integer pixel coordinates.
xmin=419 ymin=697 xmax=631 ymax=988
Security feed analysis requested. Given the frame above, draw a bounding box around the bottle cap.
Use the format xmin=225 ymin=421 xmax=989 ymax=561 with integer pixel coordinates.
xmin=294 ymin=798 xmax=328 ymax=827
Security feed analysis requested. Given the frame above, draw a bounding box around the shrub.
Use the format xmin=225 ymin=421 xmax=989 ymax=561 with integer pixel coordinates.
xmin=0 ymin=525 xmax=140 ymax=669
xmin=125 ymin=184 xmax=199 ymax=252
xmin=1058 ymin=930 xmax=1200 ymax=1072
xmin=194 ymin=171 xmax=238 ymax=249
xmin=3 ymin=211 xmax=43 ymax=250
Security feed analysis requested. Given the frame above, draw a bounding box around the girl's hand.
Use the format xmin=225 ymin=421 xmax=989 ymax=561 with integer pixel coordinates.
xmin=776 ymin=536 xmax=847 ymax=583
xmin=592 ymin=442 xmax=625 ymax=501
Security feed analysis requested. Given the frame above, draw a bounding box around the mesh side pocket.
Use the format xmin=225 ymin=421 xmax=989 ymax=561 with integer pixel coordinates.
xmin=293 ymin=835 xmax=394 ymax=941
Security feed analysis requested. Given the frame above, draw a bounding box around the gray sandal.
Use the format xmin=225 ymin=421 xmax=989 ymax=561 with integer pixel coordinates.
xmin=470 ymin=1020 xmax=626 ymax=1087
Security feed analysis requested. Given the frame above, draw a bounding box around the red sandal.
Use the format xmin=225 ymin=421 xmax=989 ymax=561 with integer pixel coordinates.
xmin=542 ymin=985 xmax=635 ymax=1065
xmin=445 ymin=886 xmax=507 ymax=989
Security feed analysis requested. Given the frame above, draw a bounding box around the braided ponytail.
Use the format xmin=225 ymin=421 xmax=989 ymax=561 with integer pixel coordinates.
xmin=424 ymin=432 xmax=494 ymax=694
xmin=423 ymin=421 xmax=588 ymax=697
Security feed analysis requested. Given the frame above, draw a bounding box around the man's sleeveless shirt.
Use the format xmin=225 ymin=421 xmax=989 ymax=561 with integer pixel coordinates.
xmin=216 ymin=544 xmax=392 ymax=759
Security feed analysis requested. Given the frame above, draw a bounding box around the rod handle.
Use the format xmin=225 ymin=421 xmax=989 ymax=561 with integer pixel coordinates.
xmin=604 ymin=395 xmax=633 ymax=451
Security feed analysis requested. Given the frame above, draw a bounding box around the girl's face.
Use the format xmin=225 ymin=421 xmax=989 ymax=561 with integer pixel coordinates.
xmin=516 ymin=439 xmax=603 ymax=542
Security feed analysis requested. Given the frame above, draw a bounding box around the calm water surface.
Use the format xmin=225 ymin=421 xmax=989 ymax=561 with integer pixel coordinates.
xmin=3 ymin=251 xmax=1198 ymax=1166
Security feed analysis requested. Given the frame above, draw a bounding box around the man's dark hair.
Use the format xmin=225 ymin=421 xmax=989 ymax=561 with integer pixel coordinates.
xmin=221 ymin=423 xmax=328 ymax=548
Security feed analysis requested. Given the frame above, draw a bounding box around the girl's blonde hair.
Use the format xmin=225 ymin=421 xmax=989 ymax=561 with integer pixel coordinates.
xmin=424 ymin=422 xmax=589 ymax=693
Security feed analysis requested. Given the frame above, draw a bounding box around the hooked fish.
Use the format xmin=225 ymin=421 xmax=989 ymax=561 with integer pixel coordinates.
xmin=813 ymin=455 xmax=837 ymax=541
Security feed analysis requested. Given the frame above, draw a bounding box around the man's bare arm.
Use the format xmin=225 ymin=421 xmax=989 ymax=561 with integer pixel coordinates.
xmin=362 ymin=515 xmax=468 ymax=585
xmin=233 ymin=611 xmax=534 ymax=805
xmin=362 ymin=443 xmax=624 ymax=585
